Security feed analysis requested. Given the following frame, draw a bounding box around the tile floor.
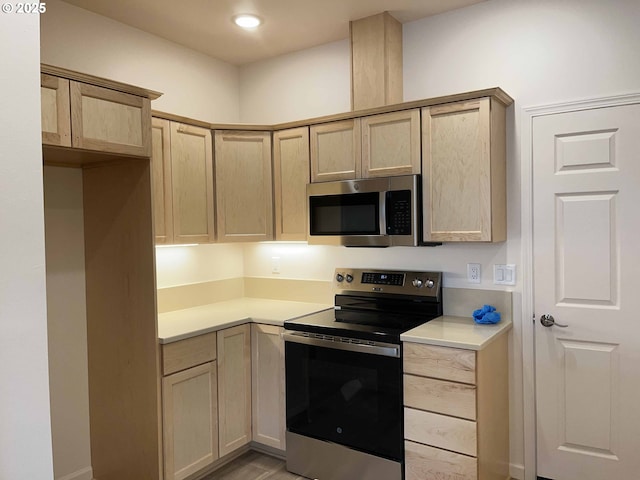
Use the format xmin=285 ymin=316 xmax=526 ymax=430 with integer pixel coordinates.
xmin=202 ymin=451 xmax=308 ymax=480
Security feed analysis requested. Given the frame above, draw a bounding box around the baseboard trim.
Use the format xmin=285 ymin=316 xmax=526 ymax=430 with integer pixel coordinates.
xmin=188 ymin=445 xmax=251 ymax=480
xmin=56 ymin=466 xmax=93 ymax=480
xmin=249 ymin=441 xmax=286 ymax=460
xmin=510 ymin=462 xmax=525 ymax=480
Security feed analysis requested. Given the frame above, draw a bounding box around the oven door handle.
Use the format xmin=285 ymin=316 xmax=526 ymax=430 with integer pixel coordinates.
xmin=283 ymin=331 xmax=400 ymax=358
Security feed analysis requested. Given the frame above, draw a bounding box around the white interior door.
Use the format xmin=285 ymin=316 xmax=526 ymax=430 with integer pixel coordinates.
xmin=533 ymin=103 xmax=640 ymax=479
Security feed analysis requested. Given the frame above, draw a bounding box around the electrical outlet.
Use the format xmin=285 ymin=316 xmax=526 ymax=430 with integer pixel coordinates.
xmin=271 ymin=256 xmax=281 ymax=274
xmin=467 ymin=263 xmax=481 ymax=284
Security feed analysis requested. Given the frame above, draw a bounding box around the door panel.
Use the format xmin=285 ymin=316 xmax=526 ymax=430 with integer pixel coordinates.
xmin=533 ymin=103 xmax=640 ymax=480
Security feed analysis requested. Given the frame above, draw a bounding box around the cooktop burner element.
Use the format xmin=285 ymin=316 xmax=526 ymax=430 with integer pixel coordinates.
xmin=285 ymin=268 xmax=443 ymax=343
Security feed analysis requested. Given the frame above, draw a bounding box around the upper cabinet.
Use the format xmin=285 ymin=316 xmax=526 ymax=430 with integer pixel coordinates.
xmin=310 ymin=119 xmax=361 ymax=182
xmin=214 ymin=130 xmax=273 ymax=242
xmin=151 ymin=119 xmax=215 ymax=245
xmin=40 ymin=65 xmax=160 ymax=164
xmin=273 ymin=127 xmax=310 ymax=241
xmin=310 ymin=109 xmax=421 ymax=182
xmin=41 ymin=74 xmax=71 ymax=147
xmin=422 ymin=98 xmax=506 ymax=243
xmin=171 ymin=123 xmax=215 ymax=244
xmin=151 ymin=118 xmax=174 ymax=244
xmin=70 ymin=81 xmax=151 ymax=157
xmin=361 ymin=109 xmax=421 ymax=178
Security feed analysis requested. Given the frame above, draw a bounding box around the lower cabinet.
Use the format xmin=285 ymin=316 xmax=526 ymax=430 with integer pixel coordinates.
xmin=403 ymin=337 xmax=509 ymax=480
xmin=160 ymin=323 xmax=287 ymax=478
xmin=163 ymin=363 xmax=219 ymax=480
xmin=161 ymin=332 xmax=219 ymax=480
xmin=251 ymin=324 xmax=286 ymax=450
xmin=217 ymin=324 xmax=252 ymax=457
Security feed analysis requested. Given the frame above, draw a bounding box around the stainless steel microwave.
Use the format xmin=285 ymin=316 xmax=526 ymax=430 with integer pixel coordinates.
xmin=307 ymin=175 xmax=421 ymax=247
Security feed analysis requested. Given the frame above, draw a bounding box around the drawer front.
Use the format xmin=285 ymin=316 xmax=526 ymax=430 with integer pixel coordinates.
xmin=162 ymin=332 xmax=217 ymax=376
xmin=403 ymin=342 xmax=476 ymax=385
xmin=404 ymin=408 xmax=476 ymax=457
xmin=405 ymin=440 xmax=477 ymax=480
xmin=404 ymin=374 xmax=476 ymax=420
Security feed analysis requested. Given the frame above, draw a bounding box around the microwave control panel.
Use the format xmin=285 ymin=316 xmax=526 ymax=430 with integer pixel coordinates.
xmin=386 ymin=190 xmax=412 ymax=235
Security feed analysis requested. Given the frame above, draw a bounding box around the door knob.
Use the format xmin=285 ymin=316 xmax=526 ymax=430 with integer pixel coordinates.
xmin=540 ymin=314 xmax=568 ymax=328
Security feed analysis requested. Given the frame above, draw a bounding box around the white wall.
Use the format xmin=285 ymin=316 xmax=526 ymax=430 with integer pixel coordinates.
xmin=239 ymin=39 xmax=351 ymax=124
xmin=156 ymin=244 xmax=244 ymax=288
xmin=41 ymin=0 xmax=240 ymax=123
xmin=44 ymin=167 xmax=92 ymax=480
xmin=0 ymin=13 xmax=54 ymax=480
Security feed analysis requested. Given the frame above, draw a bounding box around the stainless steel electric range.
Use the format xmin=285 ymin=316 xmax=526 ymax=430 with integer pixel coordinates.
xmin=283 ymin=268 xmax=443 ymax=480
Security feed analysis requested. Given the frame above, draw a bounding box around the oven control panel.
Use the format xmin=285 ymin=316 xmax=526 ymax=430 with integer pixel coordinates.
xmin=334 ymin=268 xmax=441 ymax=298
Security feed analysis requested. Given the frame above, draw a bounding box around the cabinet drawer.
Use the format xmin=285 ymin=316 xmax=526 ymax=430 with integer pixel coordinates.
xmin=404 ymin=408 xmax=476 ymax=457
xmin=404 ymin=374 xmax=476 ymax=420
xmin=405 ymin=440 xmax=477 ymax=480
xmin=403 ymin=342 xmax=476 ymax=384
xmin=162 ymin=332 xmax=217 ymax=376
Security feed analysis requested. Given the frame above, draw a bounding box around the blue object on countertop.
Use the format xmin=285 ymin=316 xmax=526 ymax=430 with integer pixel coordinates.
xmin=473 ymin=304 xmax=501 ymax=324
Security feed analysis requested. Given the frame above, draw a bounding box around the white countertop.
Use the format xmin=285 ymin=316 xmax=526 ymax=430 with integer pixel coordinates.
xmin=158 ymin=297 xmax=333 ymax=344
xmin=401 ymin=315 xmax=512 ymax=351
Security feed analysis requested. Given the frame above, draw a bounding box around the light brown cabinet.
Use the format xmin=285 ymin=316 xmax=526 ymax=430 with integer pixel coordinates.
xmin=403 ymin=338 xmax=509 ymax=480
xmin=251 ymin=324 xmax=286 ymax=451
xmin=422 ymin=98 xmax=506 ymax=242
xmin=41 ymin=74 xmax=71 ymax=147
xmin=214 ymin=130 xmax=273 ymax=242
xmin=162 ymin=363 xmax=219 ymax=480
xmin=151 ymin=119 xmax=215 ymax=244
xmin=310 ymin=119 xmax=361 ymax=182
xmin=41 ymin=67 xmax=157 ymax=163
xmin=170 ymin=122 xmax=215 ymax=244
xmin=273 ymin=127 xmax=310 ymax=241
xmin=161 ymin=333 xmax=219 ymax=480
xmin=151 ymin=118 xmax=174 ymax=244
xmin=361 ymin=109 xmax=421 ymax=178
xmin=310 ymin=110 xmax=421 ymax=183
xmin=70 ymin=81 xmax=151 ymax=157
xmin=217 ymin=324 xmax=252 ymax=457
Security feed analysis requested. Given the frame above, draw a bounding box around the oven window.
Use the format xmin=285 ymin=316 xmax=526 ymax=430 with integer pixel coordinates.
xmin=309 ymin=192 xmax=379 ymax=235
xmin=285 ymin=341 xmax=402 ymax=461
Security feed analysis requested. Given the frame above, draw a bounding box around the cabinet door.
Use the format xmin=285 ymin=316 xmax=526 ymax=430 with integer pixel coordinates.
xmin=151 ymin=118 xmax=174 ymax=244
xmin=310 ymin=119 xmax=361 ymax=182
xmin=170 ymin=123 xmax=215 ymax=244
xmin=361 ymin=109 xmax=420 ymax=178
xmin=251 ymin=324 xmax=286 ymax=450
xmin=217 ymin=324 xmax=251 ymax=457
xmin=41 ymin=74 xmax=71 ymax=147
xmin=422 ymin=98 xmax=506 ymax=242
xmin=163 ymin=362 xmax=218 ymax=480
xmin=273 ymin=127 xmax=310 ymax=241
xmin=70 ymin=81 xmax=151 ymax=157
xmin=214 ymin=131 xmax=273 ymax=242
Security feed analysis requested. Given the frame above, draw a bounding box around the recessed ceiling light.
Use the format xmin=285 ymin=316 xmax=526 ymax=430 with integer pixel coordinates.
xmin=233 ymin=14 xmax=262 ymax=29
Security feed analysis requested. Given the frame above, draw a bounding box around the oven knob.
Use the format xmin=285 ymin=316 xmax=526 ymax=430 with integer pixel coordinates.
xmin=345 ymin=274 xmax=354 ymax=283
xmin=336 ymin=273 xmax=344 ymax=282
xmin=425 ymin=279 xmax=435 ymax=289
xmin=412 ymin=278 xmax=423 ymax=288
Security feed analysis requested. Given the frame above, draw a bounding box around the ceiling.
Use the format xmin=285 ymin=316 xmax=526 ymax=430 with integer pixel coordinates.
xmin=62 ymin=0 xmax=486 ymax=65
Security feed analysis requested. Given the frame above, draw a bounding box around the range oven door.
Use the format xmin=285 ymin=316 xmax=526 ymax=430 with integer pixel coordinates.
xmin=284 ymin=332 xmax=403 ymax=462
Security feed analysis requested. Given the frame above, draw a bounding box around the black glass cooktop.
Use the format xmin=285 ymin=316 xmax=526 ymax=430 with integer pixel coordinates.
xmin=285 ymin=294 xmax=443 ymax=343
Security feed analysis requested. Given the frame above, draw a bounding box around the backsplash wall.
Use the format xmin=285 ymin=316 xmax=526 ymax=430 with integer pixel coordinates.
xmin=241 ymin=242 xmax=511 ymax=290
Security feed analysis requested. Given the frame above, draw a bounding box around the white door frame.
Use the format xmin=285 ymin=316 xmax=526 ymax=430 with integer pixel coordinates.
xmin=520 ymin=92 xmax=640 ymax=480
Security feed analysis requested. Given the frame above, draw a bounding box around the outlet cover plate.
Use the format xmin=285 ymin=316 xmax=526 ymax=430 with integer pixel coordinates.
xmin=467 ymin=263 xmax=481 ymax=284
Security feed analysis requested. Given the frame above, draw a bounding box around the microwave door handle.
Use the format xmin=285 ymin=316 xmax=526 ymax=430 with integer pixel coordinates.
xmin=379 ymin=191 xmax=387 ymax=235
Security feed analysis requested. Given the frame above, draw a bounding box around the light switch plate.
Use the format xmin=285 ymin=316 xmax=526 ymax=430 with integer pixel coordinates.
xmin=494 ymin=264 xmax=516 ymax=285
